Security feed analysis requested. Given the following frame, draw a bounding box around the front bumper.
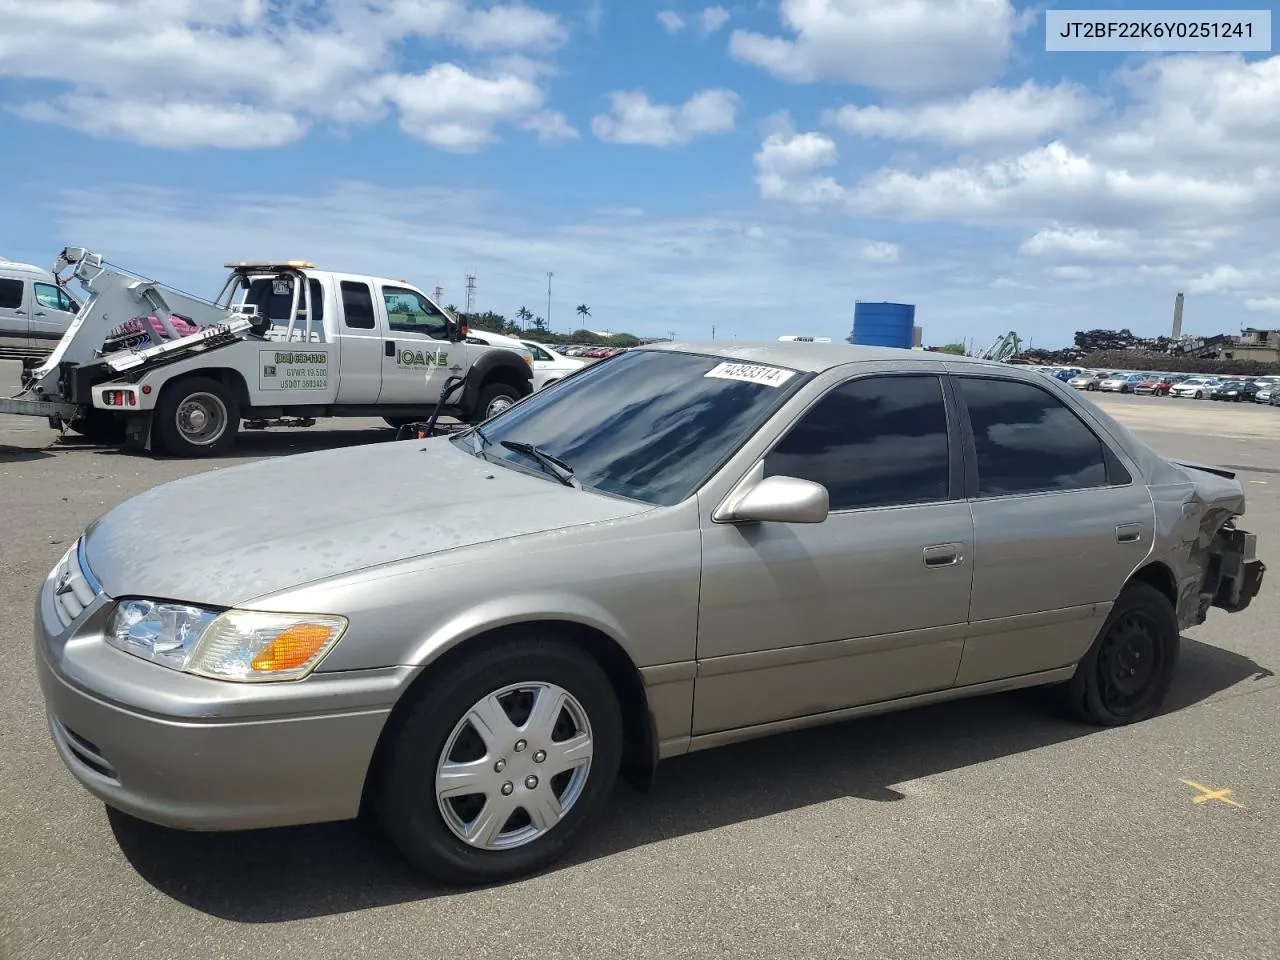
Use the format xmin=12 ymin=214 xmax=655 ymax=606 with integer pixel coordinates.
xmin=34 ymin=545 xmax=405 ymax=831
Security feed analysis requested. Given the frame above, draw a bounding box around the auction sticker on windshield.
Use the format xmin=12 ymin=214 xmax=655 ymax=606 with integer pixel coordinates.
xmin=704 ymin=361 xmax=797 ymax=387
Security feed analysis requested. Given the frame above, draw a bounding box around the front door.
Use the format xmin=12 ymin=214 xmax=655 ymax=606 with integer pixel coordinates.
xmin=30 ymin=281 xmax=80 ymax=348
xmin=0 ymin=277 xmax=30 ymax=352
xmin=376 ymin=284 xmax=466 ymax=405
xmin=951 ymin=374 xmax=1156 ymax=685
xmin=694 ymin=372 xmax=974 ymax=734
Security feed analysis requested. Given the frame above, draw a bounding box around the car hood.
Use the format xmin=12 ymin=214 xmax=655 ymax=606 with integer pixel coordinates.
xmin=82 ymin=438 xmax=652 ymax=607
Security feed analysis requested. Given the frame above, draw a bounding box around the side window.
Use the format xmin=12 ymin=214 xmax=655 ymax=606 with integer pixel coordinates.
xmin=763 ymin=374 xmax=951 ymax=510
xmin=33 ymin=282 xmax=63 ymax=311
xmin=0 ymin=278 xmax=23 ymax=309
xmin=383 ymin=286 xmax=449 ymax=339
xmin=956 ymin=376 xmax=1112 ymax=496
xmin=57 ymin=286 xmax=79 ymax=313
xmin=340 ymin=280 xmax=375 ymax=329
xmin=526 ymin=343 xmax=553 ymax=362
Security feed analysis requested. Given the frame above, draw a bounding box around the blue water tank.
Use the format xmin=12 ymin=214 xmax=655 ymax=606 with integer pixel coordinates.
xmin=848 ymin=301 xmax=916 ymax=349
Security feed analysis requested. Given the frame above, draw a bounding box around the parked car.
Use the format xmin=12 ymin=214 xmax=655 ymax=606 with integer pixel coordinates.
xmin=0 ymin=256 xmax=82 ymax=366
xmin=1256 ymin=385 xmax=1273 ymax=404
xmin=35 ymin=342 xmax=1267 ymax=886
xmin=1067 ymin=371 xmax=1105 ymax=391
xmin=1134 ymin=374 xmax=1181 ymax=396
xmin=519 ymin=339 xmax=587 ymax=390
xmin=1099 ymin=373 xmax=1141 ymax=393
xmin=1169 ymin=376 xmax=1220 ymax=399
xmin=1210 ymin=380 xmax=1258 ymax=402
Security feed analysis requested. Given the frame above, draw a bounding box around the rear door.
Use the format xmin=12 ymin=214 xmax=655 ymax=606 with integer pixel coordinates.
xmin=375 ymin=284 xmax=465 ymax=404
xmin=951 ymin=373 xmax=1154 ymax=686
xmin=332 ymin=278 xmax=382 ymax=404
xmin=30 ymin=281 xmax=80 ymax=347
xmin=0 ymin=276 xmax=30 ymax=352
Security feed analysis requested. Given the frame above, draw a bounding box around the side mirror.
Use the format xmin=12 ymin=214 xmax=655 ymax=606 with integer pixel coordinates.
xmin=722 ymin=475 xmax=829 ymax=524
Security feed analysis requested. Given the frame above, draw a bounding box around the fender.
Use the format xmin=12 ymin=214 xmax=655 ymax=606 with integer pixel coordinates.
xmin=461 ymin=347 xmax=534 ymax=414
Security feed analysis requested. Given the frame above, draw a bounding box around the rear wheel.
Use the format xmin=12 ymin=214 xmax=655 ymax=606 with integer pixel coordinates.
xmin=376 ymin=636 xmax=623 ymax=885
xmin=1061 ymin=581 xmax=1179 ymax=726
xmin=152 ymin=376 xmax=239 ymax=457
xmin=67 ymin=409 xmax=127 ymax=444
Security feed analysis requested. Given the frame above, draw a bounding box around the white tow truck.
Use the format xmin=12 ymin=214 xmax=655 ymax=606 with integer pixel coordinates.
xmin=0 ymin=248 xmax=534 ymax=457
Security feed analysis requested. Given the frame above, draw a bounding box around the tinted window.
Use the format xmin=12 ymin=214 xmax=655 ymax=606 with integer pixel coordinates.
xmin=0 ymin=278 xmax=22 ymax=309
xmin=383 ymin=286 xmax=449 ymax=338
xmin=340 ymin=280 xmax=375 ymax=329
xmin=764 ymin=375 xmax=951 ymax=510
xmin=456 ymin=350 xmax=805 ymax=506
xmin=958 ymin=377 xmax=1109 ymax=496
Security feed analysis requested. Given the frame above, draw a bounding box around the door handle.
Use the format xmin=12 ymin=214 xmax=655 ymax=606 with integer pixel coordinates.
xmin=923 ymin=543 xmax=963 ymax=567
xmin=1116 ymin=523 xmax=1142 ymax=543
xmin=34 ymin=310 xmax=46 ymax=317
xmin=385 ymin=340 xmax=395 ymax=357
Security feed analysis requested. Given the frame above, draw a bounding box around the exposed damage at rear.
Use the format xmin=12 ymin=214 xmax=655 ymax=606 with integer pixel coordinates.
xmin=1152 ymin=459 xmax=1266 ymax=629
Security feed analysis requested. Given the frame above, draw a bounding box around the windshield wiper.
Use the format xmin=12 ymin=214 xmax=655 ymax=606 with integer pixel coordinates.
xmin=500 ymin=440 xmax=579 ymax=488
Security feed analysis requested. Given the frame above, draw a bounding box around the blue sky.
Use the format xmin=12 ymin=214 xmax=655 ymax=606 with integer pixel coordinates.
xmin=1 ymin=0 xmax=1277 ymax=348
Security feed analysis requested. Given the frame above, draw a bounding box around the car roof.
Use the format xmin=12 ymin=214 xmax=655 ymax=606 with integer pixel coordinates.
xmin=640 ymin=340 xmax=1009 ymax=373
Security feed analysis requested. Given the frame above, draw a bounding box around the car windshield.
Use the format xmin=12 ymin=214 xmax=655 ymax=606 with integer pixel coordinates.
xmin=454 ymin=349 xmax=808 ymax=505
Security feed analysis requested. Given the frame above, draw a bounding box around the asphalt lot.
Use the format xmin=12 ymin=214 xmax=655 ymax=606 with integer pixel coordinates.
xmin=2 ymin=364 xmax=1277 ymax=960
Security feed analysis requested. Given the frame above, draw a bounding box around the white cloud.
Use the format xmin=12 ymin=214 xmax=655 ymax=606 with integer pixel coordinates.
xmin=592 ymin=89 xmax=739 ymax=146
xmin=729 ymin=0 xmax=1024 ymax=95
xmin=0 ymin=0 xmax=570 ymax=150
xmin=824 ymin=81 xmax=1101 ymax=148
xmin=699 ymin=6 xmax=730 ymax=34
xmin=753 ymin=129 xmax=844 ymax=204
xmin=1245 ymin=298 xmax=1280 ymax=312
xmin=519 ymin=110 xmax=579 ymax=142
xmin=657 ymin=10 xmax=685 ymax=32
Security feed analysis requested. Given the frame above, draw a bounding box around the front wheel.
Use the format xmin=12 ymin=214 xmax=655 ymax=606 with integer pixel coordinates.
xmin=472 ymin=382 xmax=522 ymax=422
xmin=1195 ymin=390 xmax=1204 ymax=399
xmin=1060 ymin=581 xmax=1179 ymax=726
xmin=376 ymin=636 xmax=623 ymax=885
xmin=152 ymin=376 xmax=240 ymax=457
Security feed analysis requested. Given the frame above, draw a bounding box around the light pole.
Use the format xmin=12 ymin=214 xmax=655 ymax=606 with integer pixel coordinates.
xmin=546 ymin=272 xmax=553 ymax=333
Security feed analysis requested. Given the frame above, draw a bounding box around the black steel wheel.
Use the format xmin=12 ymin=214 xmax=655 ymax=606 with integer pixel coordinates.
xmin=1061 ymin=581 xmax=1179 ymax=726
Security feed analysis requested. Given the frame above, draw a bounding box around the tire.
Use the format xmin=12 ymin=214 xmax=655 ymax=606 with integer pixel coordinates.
xmin=376 ymin=636 xmax=623 ymax=886
xmin=67 ymin=409 xmax=127 ymax=444
xmin=1061 ymin=581 xmax=1180 ymax=726
xmin=472 ymin=381 xmax=522 ymax=422
xmin=152 ymin=376 xmax=239 ymax=457
xmin=1195 ymin=390 xmax=1203 ymax=399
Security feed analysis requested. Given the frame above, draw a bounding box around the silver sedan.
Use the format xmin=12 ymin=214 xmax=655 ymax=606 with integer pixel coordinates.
xmin=35 ymin=342 xmax=1267 ymax=885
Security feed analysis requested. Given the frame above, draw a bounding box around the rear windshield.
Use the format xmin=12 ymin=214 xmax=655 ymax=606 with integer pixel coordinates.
xmin=455 ymin=349 xmax=808 ymax=505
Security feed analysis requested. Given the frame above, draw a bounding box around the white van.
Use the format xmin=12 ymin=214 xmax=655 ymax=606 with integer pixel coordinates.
xmin=0 ymin=258 xmax=82 ymax=365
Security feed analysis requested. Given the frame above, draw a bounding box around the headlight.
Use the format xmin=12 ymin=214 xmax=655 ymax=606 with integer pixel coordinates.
xmin=107 ymin=601 xmax=347 ymax=682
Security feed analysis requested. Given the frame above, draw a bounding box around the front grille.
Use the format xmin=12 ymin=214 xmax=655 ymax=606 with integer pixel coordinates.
xmin=52 ymin=538 xmax=103 ymax=629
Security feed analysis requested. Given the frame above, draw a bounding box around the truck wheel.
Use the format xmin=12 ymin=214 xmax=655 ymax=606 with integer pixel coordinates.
xmin=68 ymin=409 xmax=127 ymax=444
xmin=153 ymin=376 xmax=240 ymax=457
xmin=1059 ymin=581 xmax=1179 ymax=727
xmin=376 ymin=635 xmax=623 ymax=885
xmin=473 ymin=382 xmax=521 ymax=421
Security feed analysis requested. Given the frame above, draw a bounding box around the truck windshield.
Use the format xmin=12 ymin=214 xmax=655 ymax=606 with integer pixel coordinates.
xmin=454 ymin=349 xmax=808 ymax=506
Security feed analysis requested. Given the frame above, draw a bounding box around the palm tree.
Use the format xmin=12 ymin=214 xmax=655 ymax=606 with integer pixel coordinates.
xmin=516 ymin=306 xmax=533 ymax=331
xmin=532 ymin=315 xmax=548 ymax=332
xmin=577 ymin=303 xmax=591 ymax=321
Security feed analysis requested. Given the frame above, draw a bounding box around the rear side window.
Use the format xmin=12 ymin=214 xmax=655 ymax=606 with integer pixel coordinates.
xmin=340 ymin=281 xmax=375 ymax=329
xmin=0 ymin=278 xmax=22 ymax=309
xmin=764 ymin=374 xmax=952 ymax=510
xmin=956 ymin=377 xmax=1113 ymax=496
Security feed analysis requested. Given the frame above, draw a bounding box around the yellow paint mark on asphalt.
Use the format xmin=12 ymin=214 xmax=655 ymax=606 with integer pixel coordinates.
xmin=1181 ymin=780 xmax=1245 ymax=808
